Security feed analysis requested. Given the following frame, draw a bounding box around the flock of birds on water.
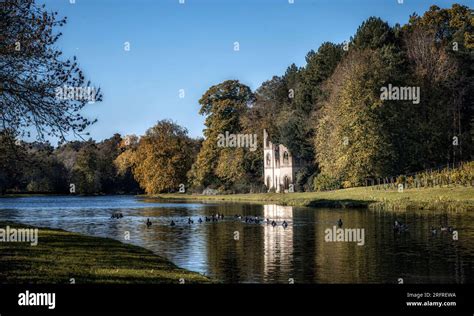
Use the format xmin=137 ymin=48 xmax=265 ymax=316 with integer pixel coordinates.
xmin=111 ymin=212 xmax=290 ymax=228
xmin=392 ymin=220 xmax=456 ymax=235
xmin=110 ymin=212 xmax=456 ymax=236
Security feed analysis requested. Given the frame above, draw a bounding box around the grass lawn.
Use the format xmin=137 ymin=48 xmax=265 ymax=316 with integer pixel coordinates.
xmin=151 ymin=186 xmax=474 ymax=211
xmin=0 ymin=221 xmax=210 ymax=284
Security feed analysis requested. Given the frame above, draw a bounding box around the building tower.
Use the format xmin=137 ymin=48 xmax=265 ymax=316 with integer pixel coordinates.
xmin=263 ymin=129 xmax=301 ymax=193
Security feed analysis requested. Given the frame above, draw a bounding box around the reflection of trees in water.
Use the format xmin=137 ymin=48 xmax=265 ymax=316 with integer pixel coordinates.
xmin=205 ymin=217 xmax=265 ymax=283
xmin=110 ymin=203 xmax=474 ymax=283
xmin=204 ymin=203 xmax=264 ymax=282
xmin=384 ymin=210 xmax=470 ymax=284
xmin=310 ymin=209 xmax=473 ymax=283
xmin=3 ymin=196 xmax=472 ymax=283
xmin=203 ymin=204 xmax=296 ymax=283
xmin=313 ymin=210 xmax=372 ymax=283
xmin=292 ymin=209 xmax=318 ymax=282
xmin=127 ymin=208 xmax=204 ymax=272
xmin=203 ymin=204 xmax=474 ymax=283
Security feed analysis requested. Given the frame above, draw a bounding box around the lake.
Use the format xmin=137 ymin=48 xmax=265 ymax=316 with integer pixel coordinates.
xmin=0 ymin=195 xmax=472 ymax=283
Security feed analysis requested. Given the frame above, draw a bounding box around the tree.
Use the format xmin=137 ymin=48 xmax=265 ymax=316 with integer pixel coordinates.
xmin=23 ymin=141 xmax=68 ymax=193
xmin=351 ymin=17 xmax=395 ymax=50
xmin=96 ymin=134 xmax=122 ymax=193
xmin=189 ymin=80 xmax=254 ymax=189
xmin=295 ymin=42 xmax=344 ymax=114
xmin=118 ymin=120 xmax=197 ymax=194
xmin=314 ymin=49 xmax=398 ymax=187
xmin=215 ymin=148 xmax=246 ymax=185
xmin=0 ymin=0 xmax=102 ymax=140
xmin=71 ymin=142 xmax=102 ymax=194
xmin=283 ymin=43 xmax=343 ymax=160
xmin=0 ymin=130 xmax=26 ymax=193
xmin=403 ymin=4 xmax=474 ymax=165
xmin=113 ymin=135 xmax=141 ymax=193
xmin=245 ymin=75 xmax=289 ymax=144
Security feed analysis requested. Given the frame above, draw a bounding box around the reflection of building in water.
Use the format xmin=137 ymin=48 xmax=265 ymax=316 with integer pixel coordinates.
xmin=262 ymin=205 xmax=294 ymax=280
xmin=263 ymin=204 xmax=294 ymax=220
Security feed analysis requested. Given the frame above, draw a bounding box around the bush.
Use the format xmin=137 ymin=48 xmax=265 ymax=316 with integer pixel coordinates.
xmin=313 ymin=174 xmax=341 ymax=191
xmin=371 ymin=161 xmax=474 ymax=189
xmin=223 ymin=178 xmax=267 ymax=194
xmin=295 ymin=165 xmax=317 ymax=192
xmin=305 ymin=171 xmax=318 ymax=192
xmin=341 ymin=180 xmax=352 ymax=188
xmin=227 ymin=179 xmax=250 ymax=194
xmin=249 ymin=183 xmax=268 ymax=194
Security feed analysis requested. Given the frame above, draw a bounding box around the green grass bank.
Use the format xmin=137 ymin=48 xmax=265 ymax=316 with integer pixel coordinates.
xmin=0 ymin=221 xmax=210 ymax=284
xmin=151 ymin=186 xmax=474 ymax=211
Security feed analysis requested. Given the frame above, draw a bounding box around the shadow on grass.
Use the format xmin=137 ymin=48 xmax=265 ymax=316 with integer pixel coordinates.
xmin=306 ymin=199 xmax=371 ymax=208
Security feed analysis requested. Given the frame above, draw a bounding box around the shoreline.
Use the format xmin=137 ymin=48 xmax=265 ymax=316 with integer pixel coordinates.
xmin=0 ymin=221 xmax=211 ymax=284
xmin=149 ymin=186 xmax=474 ymax=211
xmin=2 ymin=185 xmax=473 ymax=211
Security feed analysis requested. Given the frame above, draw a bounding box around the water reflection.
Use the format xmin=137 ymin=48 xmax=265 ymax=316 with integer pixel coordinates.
xmin=0 ymin=196 xmax=472 ymax=283
xmin=262 ymin=205 xmax=294 ymax=282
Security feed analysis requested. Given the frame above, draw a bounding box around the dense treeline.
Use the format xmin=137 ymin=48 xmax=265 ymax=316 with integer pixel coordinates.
xmin=1 ymin=4 xmax=473 ymax=195
xmin=187 ymin=4 xmax=473 ymax=192
xmin=0 ymin=131 xmax=140 ymax=194
xmin=314 ymin=6 xmax=474 ymax=188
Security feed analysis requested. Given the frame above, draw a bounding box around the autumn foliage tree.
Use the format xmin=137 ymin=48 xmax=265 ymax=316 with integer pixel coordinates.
xmin=314 ymin=49 xmax=398 ymax=187
xmin=402 ymin=4 xmax=474 ymax=168
xmin=313 ymin=5 xmax=473 ymax=189
xmin=116 ymin=120 xmax=198 ymax=194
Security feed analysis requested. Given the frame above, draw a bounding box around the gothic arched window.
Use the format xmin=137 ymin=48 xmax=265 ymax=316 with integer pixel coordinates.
xmin=266 ymin=153 xmax=271 ymax=166
xmin=283 ymin=176 xmax=290 ymax=190
xmin=274 ymin=148 xmax=280 ymax=168
xmin=283 ymin=151 xmax=289 ymax=165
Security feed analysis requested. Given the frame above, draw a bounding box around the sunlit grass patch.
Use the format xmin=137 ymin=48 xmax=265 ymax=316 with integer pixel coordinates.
xmin=151 ymin=186 xmax=474 ymax=211
xmin=0 ymin=221 xmax=211 ymax=284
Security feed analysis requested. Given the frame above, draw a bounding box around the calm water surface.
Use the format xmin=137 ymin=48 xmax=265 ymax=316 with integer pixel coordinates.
xmin=0 ymin=195 xmax=472 ymax=283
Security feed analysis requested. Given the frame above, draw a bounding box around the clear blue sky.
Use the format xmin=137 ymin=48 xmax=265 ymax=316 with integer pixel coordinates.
xmin=40 ymin=0 xmax=470 ymax=142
